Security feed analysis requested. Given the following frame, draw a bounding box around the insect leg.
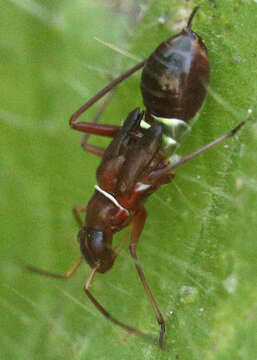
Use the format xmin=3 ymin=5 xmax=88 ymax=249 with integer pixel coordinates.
xmin=70 ymin=121 xmax=120 ymax=137
xmin=81 ymin=142 xmax=106 ymax=157
xmin=81 ymin=90 xmax=115 ymax=150
xmin=129 ymin=207 xmax=165 ymax=348
xmin=69 ymin=59 xmax=146 ymax=132
xmin=73 ymin=204 xmax=87 ymax=228
xmin=149 ymin=119 xmax=247 ymax=181
xmin=84 ymin=267 xmax=155 ymax=344
xmin=25 ymin=258 xmax=83 ymax=279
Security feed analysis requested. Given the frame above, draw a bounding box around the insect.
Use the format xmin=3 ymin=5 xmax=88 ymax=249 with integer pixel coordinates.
xmin=27 ymin=7 xmax=247 ymax=347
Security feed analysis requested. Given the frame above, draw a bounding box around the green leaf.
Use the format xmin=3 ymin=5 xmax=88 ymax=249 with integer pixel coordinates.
xmin=1 ymin=1 xmax=256 ymax=359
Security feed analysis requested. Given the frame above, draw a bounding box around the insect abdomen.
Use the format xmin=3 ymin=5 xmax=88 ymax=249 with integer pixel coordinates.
xmin=140 ymin=30 xmax=210 ymax=122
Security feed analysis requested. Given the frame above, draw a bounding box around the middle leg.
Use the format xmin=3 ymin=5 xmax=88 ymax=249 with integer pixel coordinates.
xmin=81 ymin=89 xmax=115 ymax=151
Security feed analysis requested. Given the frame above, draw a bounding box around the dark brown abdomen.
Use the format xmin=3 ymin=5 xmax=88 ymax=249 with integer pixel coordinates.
xmin=140 ymin=30 xmax=210 ymax=122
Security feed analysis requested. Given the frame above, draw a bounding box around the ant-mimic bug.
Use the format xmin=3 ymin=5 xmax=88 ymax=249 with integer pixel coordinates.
xmin=26 ymin=7 xmax=248 ymax=347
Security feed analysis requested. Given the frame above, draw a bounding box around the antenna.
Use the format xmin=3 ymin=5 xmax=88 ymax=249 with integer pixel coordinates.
xmin=187 ymin=6 xmax=200 ymax=30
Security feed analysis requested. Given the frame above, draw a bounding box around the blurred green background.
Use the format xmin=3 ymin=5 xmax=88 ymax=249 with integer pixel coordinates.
xmin=0 ymin=0 xmax=256 ymax=359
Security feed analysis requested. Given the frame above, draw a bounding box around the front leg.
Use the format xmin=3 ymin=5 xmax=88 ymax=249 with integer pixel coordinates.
xmin=25 ymin=258 xmax=83 ymax=279
xmin=83 ymin=267 xmax=154 ymax=345
xmin=72 ymin=204 xmax=87 ymax=228
xmin=129 ymin=207 xmax=165 ymax=348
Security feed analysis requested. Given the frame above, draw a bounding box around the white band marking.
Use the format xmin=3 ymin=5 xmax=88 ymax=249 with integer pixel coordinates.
xmin=94 ymin=185 xmax=129 ymax=215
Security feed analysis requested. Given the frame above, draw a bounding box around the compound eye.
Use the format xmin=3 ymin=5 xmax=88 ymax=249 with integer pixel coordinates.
xmin=87 ymin=229 xmax=107 ymax=255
